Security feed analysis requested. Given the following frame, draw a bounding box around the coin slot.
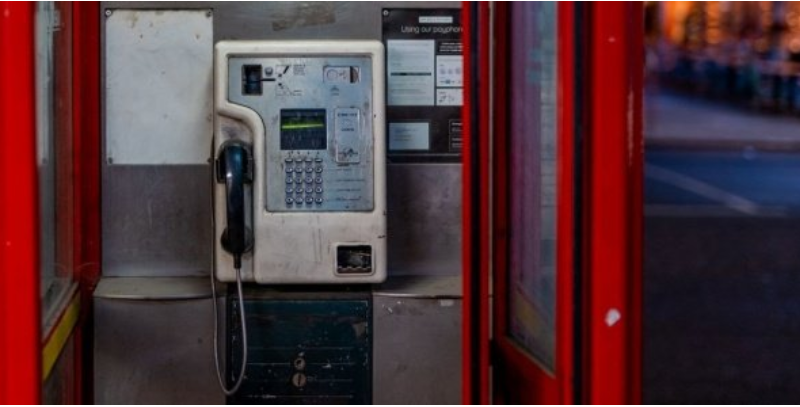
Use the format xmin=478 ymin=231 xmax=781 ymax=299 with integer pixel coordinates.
xmin=242 ymin=64 xmax=262 ymax=95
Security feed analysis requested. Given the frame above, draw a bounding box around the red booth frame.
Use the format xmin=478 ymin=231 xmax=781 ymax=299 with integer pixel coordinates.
xmin=1 ymin=1 xmax=640 ymax=404
xmin=461 ymin=2 xmax=643 ymax=404
xmin=0 ymin=2 xmax=100 ymax=404
xmin=0 ymin=3 xmax=40 ymax=402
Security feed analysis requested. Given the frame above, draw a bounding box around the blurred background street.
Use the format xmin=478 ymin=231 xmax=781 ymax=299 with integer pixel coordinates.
xmin=644 ymin=3 xmax=800 ymax=402
xmin=645 ymin=92 xmax=800 ymax=403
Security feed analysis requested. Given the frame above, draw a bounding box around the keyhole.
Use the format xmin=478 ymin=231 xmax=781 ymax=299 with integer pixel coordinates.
xmin=292 ymin=372 xmax=307 ymax=388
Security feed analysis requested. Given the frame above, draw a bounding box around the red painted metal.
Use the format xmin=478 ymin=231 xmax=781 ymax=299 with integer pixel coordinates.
xmin=72 ymin=2 xmax=102 ymax=297
xmin=629 ymin=4 xmax=645 ymax=401
xmin=460 ymin=3 xmax=472 ymax=402
xmin=476 ymin=3 xmax=491 ymax=405
xmin=71 ymin=3 xmax=101 ymax=403
xmin=584 ymin=2 xmax=643 ymax=404
xmin=556 ymin=5 xmax=577 ymax=402
xmin=461 ymin=1 xmax=491 ymax=404
xmin=491 ymin=2 xmax=577 ymax=404
xmin=0 ymin=2 xmax=41 ymax=404
xmin=491 ymin=2 xmax=512 ymax=399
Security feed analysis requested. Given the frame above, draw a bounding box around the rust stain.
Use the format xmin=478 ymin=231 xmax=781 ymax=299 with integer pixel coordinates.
xmin=351 ymin=321 xmax=367 ymax=338
xmin=271 ymin=3 xmax=337 ymax=32
xmin=126 ymin=11 xmax=140 ymax=29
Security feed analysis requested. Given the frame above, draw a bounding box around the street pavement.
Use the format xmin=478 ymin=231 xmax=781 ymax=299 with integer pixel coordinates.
xmin=647 ymin=149 xmax=800 ymax=216
xmin=646 ymin=90 xmax=800 ymax=151
xmin=644 ymin=93 xmax=800 ymax=403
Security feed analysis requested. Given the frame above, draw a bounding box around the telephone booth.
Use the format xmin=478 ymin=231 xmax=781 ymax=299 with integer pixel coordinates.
xmin=0 ymin=2 xmax=642 ymax=404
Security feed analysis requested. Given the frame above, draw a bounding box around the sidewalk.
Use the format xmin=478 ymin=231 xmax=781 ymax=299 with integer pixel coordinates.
xmin=646 ymin=91 xmax=800 ymax=151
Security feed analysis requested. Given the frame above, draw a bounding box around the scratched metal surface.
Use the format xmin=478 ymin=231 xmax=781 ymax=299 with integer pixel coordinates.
xmin=93 ymin=292 xmax=225 ymax=404
xmin=227 ymin=288 xmax=372 ymax=404
xmin=104 ymin=9 xmax=214 ymax=166
xmin=102 ymin=165 xmax=213 ymax=277
xmin=373 ymin=291 xmax=462 ymax=404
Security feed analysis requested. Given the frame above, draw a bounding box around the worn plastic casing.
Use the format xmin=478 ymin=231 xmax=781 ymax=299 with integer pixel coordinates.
xmin=213 ymin=41 xmax=387 ymax=284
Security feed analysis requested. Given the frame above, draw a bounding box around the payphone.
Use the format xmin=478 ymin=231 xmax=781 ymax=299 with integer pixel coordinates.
xmin=211 ymin=41 xmax=387 ymax=395
xmin=213 ymin=41 xmax=387 ymax=285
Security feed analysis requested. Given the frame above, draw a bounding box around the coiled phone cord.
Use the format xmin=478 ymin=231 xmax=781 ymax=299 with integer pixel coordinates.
xmin=211 ymin=266 xmax=248 ymax=396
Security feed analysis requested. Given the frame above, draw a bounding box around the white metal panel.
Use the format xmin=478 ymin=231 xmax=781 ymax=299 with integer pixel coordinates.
xmin=105 ymin=9 xmax=213 ymax=165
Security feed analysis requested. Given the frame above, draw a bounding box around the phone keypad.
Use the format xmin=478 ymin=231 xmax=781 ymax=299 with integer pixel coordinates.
xmin=283 ymin=153 xmax=324 ymax=208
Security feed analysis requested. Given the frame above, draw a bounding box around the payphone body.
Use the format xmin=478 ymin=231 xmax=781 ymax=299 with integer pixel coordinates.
xmin=213 ymin=41 xmax=387 ymax=285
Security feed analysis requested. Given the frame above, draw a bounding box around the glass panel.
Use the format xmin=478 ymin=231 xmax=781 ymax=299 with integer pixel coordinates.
xmin=507 ymin=1 xmax=559 ymax=371
xmin=36 ymin=1 xmax=74 ymax=330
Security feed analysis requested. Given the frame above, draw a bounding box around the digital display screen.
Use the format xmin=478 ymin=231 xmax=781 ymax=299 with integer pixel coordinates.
xmin=280 ymin=109 xmax=327 ymax=150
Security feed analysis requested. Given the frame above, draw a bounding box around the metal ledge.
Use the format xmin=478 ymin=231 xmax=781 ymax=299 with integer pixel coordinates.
xmin=94 ymin=275 xmax=462 ymax=300
xmin=373 ymin=275 xmax=462 ymax=299
xmin=94 ymin=276 xmax=213 ymax=300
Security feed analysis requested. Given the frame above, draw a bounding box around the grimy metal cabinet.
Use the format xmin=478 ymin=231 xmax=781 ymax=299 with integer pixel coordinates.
xmin=0 ymin=2 xmax=643 ymax=405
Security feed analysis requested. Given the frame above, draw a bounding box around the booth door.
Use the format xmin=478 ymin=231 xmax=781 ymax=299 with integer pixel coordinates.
xmin=462 ymin=2 xmax=643 ymax=404
xmin=1 ymin=2 xmax=100 ymax=404
xmin=490 ymin=3 xmax=577 ymax=404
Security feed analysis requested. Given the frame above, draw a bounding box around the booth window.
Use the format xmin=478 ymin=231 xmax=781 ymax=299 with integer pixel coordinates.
xmin=36 ymin=1 xmax=76 ymax=334
xmin=507 ymin=1 xmax=559 ymax=371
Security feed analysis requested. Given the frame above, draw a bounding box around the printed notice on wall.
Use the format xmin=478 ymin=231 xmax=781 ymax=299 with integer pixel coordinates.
xmin=436 ymin=55 xmax=463 ymax=88
xmin=387 ymin=40 xmax=435 ymax=106
xmin=389 ymin=122 xmax=431 ymax=150
xmin=383 ymin=8 xmax=463 ymax=163
xmin=436 ymin=88 xmax=462 ymax=106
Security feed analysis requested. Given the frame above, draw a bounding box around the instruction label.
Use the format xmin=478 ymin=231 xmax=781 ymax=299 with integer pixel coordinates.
xmin=383 ymin=8 xmax=463 ymax=163
xmin=387 ymin=40 xmax=436 ymax=106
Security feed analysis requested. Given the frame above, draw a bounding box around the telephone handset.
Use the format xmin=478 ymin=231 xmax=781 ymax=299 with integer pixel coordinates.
xmin=212 ymin=140 xmax=252 ymax=396
xmin=215 ymin=141 xmax=253 ymax=269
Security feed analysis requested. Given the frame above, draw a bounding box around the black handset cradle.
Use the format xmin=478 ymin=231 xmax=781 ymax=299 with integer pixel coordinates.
xmin=216 ymin=140 xmax=254 ymax=269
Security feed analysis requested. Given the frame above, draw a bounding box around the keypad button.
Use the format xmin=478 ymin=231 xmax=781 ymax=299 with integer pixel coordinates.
xmin=286 ymin=197 xmax=294 ymax=204
xmin=315 ymin=186 xmax=323 ymax=193
xmin=305 ymin=167 xmax=313 ymax=173
xmin=315 ymin=177 xmax=323 ymax=184
xmin=315 ymin=197 xmax=323 ymax=204
xmin=305 ymin=157 xmax=313 ymax=163
xmin=294 ymin=176 xmax=303 ymax=184
xmin=285 ymin=158 xmax=293 ymax=163
xmin=305 ymin=176 xmax=313 ymax=183
xmin=286 ymin=166 xmax=293 ymax=173
xmin=305 ymin=187 xmax=313 ymax=194
xmin=315 ymin=165 xmax=323 ymax=173
xmin=286 ymin=186 xmax=294 ymax=194
xmin=286 ymin=177 xmax=293 ymax=184
xmin=305 ymin=197 xmax=313 ymax=204
xmin=315 ymin=157 xmax=323 ymax=163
